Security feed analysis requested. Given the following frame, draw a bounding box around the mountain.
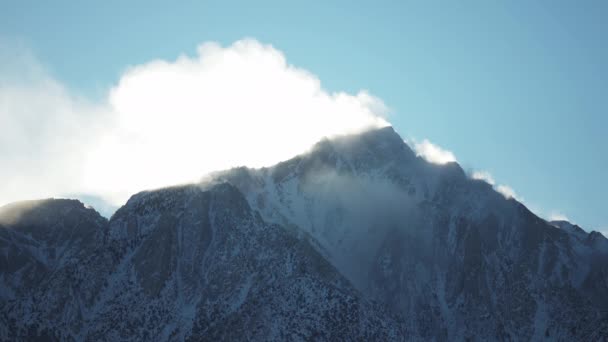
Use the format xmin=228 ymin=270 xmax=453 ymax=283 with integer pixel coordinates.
xmin=0 ymin=185 xmax=403 ymax=341
xmin=212 ymin=127 xmax=608 ymax=340
xmin=1 ymin=126 xmax=607 ymax=341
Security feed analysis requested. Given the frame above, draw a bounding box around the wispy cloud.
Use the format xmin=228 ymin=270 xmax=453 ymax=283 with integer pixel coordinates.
xmin=0 ymin=38 xmax=588 ymax=232
xmin=472 ymin=170 xmax=578 ymax=225
xmin=0 ymin=39 xmax=388 ymax=206
xmin=0 ymin=40 xmax=110 ymax=205
xmin=471 ymin=170 xmax=520 ymax=200
xmin=411 ymin=139 xmax=457 ymax=165
xmin=548 ymin=211 xmax=570 ymax=222
xmin=496 ymin=184 xmax=518 ymax=200
xmin=471 ymin=171 xmax=495 ymax=185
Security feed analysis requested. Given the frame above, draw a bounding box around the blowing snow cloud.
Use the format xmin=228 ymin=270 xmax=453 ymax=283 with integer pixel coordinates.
xmin=0 ymin=39 xmax=388 ymax=206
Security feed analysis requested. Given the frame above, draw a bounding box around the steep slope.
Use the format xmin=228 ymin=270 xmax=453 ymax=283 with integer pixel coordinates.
xmin=0 ymin=184 xmax=405 ymax=341
xmin=214 ymin=126 xmax=608 ymax=340
xmin=2 ymin=126 xmax=607 ymax=341
xmin=0 ymin=199 xmax=108 ymax=302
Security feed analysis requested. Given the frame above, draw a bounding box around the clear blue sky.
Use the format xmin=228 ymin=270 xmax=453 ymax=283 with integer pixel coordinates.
xmin=1 ymin=0 xmax=606 ymax=231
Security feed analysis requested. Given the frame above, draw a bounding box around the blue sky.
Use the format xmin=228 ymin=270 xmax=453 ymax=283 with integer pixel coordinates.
xmin=1 ymin=1 xmax=606 ymax=231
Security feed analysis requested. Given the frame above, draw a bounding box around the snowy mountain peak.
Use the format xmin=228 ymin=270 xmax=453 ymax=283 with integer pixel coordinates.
xmin=212 ymin=126 xmax=608 ymax=340
xmin=2 ymin=127 xmax=607 ymax=340
xmin=308 ymin=126 xmax=417 ymax=172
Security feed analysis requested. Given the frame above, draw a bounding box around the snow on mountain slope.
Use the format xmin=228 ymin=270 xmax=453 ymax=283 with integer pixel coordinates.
xmin=0 ymin=183 xmax=405 ymax=341
xmin=214 ymin=126 xmax=608 ymax=340
xmin=1 ymin=126 xmax=607 ymax=341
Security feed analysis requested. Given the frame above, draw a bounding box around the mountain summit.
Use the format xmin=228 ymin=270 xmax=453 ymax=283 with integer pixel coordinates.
xmin=1 ymin=127 xmax=607 ymax=341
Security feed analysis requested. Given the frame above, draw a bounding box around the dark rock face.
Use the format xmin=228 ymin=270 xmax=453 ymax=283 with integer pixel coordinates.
xmin=0 ymin=184 xmax=403 ymax=341
xmin=0 ymin=199 xmax=108 ymax=301
xmin=1 ymin=127 xmax=607 ymax=341
xmin=215 ymin=127 xmax=608 ymax=340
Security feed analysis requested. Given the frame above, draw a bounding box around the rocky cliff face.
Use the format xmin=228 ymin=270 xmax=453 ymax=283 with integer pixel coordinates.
xmin=1 ymin=127 xmax=607 ymax=341
xmin=214 ymin=127 xmax=608 ymax=340
xmin=1 ymin=184 xmax=403 ymax=341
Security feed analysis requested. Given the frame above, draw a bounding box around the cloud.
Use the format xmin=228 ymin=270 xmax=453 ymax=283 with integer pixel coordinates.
xmin=496 ymin=184 xmax=518 ymax=200
xmin=471 ymin=171 xmax=495 ymax=185
xmin=548 ymin=211 xmax=570 ymax=222
xmin=0 ymin=39 xmax=388 ymax=206
xmin=471 ymin=171 xmax=574 ymax=226
xmin=0 ymin=41 xmax=110 ymax=205
xmin=411 ymin=139 xmax=457 ymax=164
xmin=0 ymin=37 xmax=583 ymax=230
xmin=471 ymin=170 xmax=520 ymax=200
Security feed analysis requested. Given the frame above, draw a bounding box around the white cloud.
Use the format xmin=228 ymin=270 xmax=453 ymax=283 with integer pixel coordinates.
xmin=0 ymin=38 xmax=587 ymax=231
xmin=496 ymin=184 xmax=518 ymax=200
xmin=411 ymin=139 xmax=457 ymax=164
xmin=548 ymin=211 xmax=570 ymax=222
xmin=0 ymin=39 xmax=388 ymax=206
xmin=470 ymin=170 xmax=520 ymax=200
xmin=471 ymin=170 xmax=495 ymax=185
xmin=0 ymin=42 xmax=110 ymax=205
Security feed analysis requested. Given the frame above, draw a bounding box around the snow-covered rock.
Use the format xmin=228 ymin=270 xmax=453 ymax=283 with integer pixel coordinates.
xmin=1 ymin=126 xmax=607 ymax=341
xmin=215 ymin=127 xmax=608 ymax=340
xmin=0 ymin=184 xmax=403 ymax=341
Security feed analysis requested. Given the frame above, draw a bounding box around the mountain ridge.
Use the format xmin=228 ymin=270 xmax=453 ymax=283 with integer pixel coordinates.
xmin=212 ymin=126 xmax=608 ymax=339
xmin=1 ymin=126 xmax=607 ymax=341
